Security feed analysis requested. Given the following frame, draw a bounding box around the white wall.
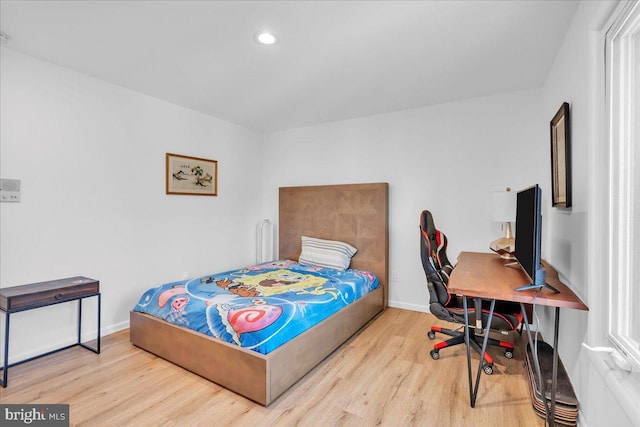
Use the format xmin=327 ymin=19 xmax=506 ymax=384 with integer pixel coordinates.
xmin=261 ymin=89 xmax=545 ymax=312
xmin=541 ymin=1 xmax=636 ymax=426
xmin=0 ymin=48 xmax=263 ymax=362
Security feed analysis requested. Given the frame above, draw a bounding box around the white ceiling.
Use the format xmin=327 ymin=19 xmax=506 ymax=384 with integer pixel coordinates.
xmin=0 ymin=1 xmax=580 ymax=133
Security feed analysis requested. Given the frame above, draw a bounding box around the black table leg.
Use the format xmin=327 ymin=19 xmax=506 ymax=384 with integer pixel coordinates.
xmin=1 ymin=313 xmax=9 ymax=387
xmin=96 ymin=293 xmax=101 ymax=353
xmin=464 ymin=296 xmax=473 ymax=404
xmin=551 ymin=307 xmax=560 ymax=426
xmin=520 ymin=302 xmax=554 ymax=426
xmin=77 ymin=294 xmax=100 ymax=354
xmin=464 ymin=296 xmax=496 ymax=407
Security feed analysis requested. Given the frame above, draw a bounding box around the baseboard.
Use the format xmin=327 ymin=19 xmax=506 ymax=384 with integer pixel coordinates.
xmin=388 ymin=300 xmax=430 ymax=313
xmin=5 ymin=320 xmax=130 ymax=365
xmin=98 ymin=319 xmax=129 ymax=337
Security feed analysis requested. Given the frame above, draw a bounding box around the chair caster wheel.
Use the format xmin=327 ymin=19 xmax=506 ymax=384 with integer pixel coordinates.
xmin=430 ymin=349 xmax=440 ymax=360
xmin=483 ymin=364 xmax=494 ymax=375
xmin=427 ymin=331 xmax=436 ymax=340
xmin=504 ymin=350 xmax=514 ymax=359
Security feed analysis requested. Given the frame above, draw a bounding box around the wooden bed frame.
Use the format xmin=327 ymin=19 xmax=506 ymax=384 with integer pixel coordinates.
xmin=130 ymin=182 xmax=388 ymax=405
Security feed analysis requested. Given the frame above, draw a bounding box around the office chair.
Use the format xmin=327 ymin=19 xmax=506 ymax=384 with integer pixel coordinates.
xmin=420 ymin=210 xmax=523 ymax=374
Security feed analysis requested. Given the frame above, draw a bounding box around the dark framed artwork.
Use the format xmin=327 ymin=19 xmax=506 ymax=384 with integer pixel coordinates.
xmin=550 ymin=102 xmax=571 ymax=208
xmin=166 ymin=153 xmax=218 ymax=196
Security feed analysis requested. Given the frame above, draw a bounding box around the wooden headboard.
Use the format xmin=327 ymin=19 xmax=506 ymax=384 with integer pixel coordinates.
xmin=279 ymin=183 xmax=389 ymax=307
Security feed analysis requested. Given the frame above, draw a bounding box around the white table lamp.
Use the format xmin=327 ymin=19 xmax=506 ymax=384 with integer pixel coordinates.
xmin=489 ymin=187 xmax=517 ymax=259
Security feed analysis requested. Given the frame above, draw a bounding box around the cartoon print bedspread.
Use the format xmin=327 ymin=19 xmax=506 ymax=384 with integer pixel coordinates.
xmin=132 ymin=260 xmax=379 ymax=354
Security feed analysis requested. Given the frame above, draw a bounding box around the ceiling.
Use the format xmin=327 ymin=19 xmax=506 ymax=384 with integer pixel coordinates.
xmin=0 ymin=1 xmax=580 ymax=133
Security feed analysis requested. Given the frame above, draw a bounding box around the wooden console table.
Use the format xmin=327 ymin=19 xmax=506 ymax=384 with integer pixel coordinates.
xmin=0 ymin=276 xmax=101 ymax=387
xmin=448 ymin=252 xmax=588 ymax=426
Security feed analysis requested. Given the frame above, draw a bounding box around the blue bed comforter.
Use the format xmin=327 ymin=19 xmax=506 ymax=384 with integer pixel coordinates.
xmin=132 ymin=260 xmax=379 ymax=354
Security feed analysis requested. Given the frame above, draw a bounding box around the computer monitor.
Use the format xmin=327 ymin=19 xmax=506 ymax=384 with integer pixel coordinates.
xmin=514 ymin=184 xmax=559 ymax=293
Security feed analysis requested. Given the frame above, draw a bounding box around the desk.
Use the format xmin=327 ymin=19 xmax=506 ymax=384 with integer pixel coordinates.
xmin=0 ymin=277 xmax=101 ymax=387
xmin=448 ymin=252 xmax=588 ymax=426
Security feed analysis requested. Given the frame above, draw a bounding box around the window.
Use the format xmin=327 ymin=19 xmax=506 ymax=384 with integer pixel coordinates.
xmin=606 ymin=0 xmax=640 ymax=370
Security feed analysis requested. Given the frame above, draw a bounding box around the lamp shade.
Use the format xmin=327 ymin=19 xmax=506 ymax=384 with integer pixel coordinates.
xmin=490 ymin=189 xmax=516 ymax=223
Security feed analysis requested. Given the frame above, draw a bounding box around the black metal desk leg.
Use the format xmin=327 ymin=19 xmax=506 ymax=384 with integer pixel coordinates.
xmin=472 ymin=298 xmax=495 ymax=407
xmin=520 ymin=302 xmax=553 ymax=426
xmin=463 ymin=296 xmax=496 ymax=407
xmin=1 ymin=313 xmax=9 ymax=387
xmin=77 ymin=294 xmax=101 ymax=354
xmin=463 ymin=296 xmax=473 ymax=405
xmin=96 ymin=293 xmax=101 ymax=354
xmin=551 ymin=307 xmax=560 ymax=426
xmin=77 ymin=297 xmax=83 ymax=344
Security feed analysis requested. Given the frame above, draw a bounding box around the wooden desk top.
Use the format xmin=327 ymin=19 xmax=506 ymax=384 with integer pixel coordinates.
xmin=448 ymin=252 xmax=588 ymax=311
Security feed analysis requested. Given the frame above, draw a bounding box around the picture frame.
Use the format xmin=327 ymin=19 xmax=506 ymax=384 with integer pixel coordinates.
xmin=550 ymin=102 xmax=571 ymax=208
xmin=166 ymin=153 xmax=218 ymax=196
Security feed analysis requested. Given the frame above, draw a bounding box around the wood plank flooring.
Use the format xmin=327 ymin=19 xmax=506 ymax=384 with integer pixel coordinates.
xmin=0 ymin=308 xmax=544 ymax=426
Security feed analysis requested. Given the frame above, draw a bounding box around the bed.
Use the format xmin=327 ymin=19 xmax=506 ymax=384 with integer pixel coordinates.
xmin=129 ymin=182 xmax=388 ymax=405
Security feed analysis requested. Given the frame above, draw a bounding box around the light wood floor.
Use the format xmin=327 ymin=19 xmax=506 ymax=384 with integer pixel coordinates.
xmin=0 ymin=308 xmax=544 ymax=426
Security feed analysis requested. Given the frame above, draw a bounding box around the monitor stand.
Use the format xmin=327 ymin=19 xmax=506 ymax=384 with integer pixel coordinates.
xmin=515 ymin=266 xmax=560 ymax=293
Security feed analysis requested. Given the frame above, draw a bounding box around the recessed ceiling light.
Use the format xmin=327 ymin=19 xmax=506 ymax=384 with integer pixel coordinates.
xmin=254 ymin=31 xmax=277 ymax=45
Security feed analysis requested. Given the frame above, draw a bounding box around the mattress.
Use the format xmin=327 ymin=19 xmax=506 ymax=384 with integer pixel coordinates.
xmin=132 ymin=260 xmax=379 ymax=354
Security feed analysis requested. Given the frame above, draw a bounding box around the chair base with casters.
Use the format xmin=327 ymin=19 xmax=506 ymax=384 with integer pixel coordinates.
xmin=427 ymin=324 xmax=515 ymax=375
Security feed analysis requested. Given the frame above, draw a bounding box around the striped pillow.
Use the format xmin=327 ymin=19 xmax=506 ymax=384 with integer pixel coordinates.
xmin=298 ymin=236 xmax=357 ymax=271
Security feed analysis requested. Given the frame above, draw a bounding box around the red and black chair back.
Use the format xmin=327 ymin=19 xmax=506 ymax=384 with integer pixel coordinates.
xmin=420 ymin=210 xmax=522 ymax=332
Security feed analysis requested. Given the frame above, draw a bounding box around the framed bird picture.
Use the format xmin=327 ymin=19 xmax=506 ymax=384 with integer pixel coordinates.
xmin=166 ymin=153 xmax=218 ymax=196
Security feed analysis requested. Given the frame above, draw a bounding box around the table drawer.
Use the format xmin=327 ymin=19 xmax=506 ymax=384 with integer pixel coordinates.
xmin=0 ymin=277 xmax=99 ymax=312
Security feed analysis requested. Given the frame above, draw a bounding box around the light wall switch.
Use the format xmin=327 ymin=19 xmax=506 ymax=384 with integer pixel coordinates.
xmin=0 ymin=178 xmax=21 ymax=202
